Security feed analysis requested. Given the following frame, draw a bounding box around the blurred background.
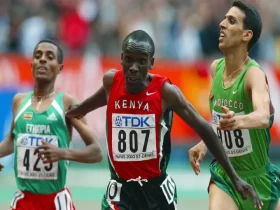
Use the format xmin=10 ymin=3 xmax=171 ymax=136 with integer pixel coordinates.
xmin=0 ymin=0 xmax=280 ymax=209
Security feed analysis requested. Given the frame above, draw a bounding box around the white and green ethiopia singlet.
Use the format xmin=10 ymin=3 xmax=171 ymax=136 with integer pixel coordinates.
xmin=13 ymin=92 xmax=70 ymax=194
xmin=209 ymin=58 xmax=274 ymax=171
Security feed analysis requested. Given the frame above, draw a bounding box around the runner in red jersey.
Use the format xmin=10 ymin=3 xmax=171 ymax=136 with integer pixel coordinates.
xmin=107 ymin=70 xmax=171 ymax=180
xmin=67 ymin=30 xmax=263 ymax=210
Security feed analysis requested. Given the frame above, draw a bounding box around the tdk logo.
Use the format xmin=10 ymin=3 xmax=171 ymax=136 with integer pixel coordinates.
xmin=115 ymin=116 xmax=150 ymax=127
xmin=212 ymin=111 xmax=222 ymax=124
xmin=113 ymin=114 xmax=155 ymax=128
xmin=18 ymin=135 xmax=57 ymax=147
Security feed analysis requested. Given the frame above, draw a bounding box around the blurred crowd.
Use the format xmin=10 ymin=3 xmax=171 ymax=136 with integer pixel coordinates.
xmin=0 ymin=0 xmax=280 ymax=62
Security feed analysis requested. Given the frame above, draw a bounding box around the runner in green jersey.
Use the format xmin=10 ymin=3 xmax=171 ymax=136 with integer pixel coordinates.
xmin=189 ymin=1 xmax=280 ymax=210
xmin=0 ymin=40 xmax=102 ymax=210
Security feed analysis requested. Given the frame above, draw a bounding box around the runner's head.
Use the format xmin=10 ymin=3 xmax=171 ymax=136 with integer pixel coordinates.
xmin=219 ymin=0 xmax=262 ymax=52
xmin=32 ymin=39 xmax=64 ymax=82
xmin=121 ymin=30 xmax=155 ymax=85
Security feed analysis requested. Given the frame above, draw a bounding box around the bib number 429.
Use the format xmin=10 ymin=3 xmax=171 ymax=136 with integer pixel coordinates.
xmin=23 ymin=149 xmax=52 ymax=172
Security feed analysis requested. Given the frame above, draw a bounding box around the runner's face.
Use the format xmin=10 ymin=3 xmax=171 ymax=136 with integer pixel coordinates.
xmin=121 ymin=40 xmax=154 ymax=86
xmin=219 ymin=7 xmax=248 ymax=50
xmin=31 ymin=43 xmax=62 ymax=82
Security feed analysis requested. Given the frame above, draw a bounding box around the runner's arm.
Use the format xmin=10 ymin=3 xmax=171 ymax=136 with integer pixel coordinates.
xmin=162 ymin=82 xmax=239 ymax=181
xmin=66 ymin=70 xmax=116 ymax=117
xmin=194 ymin=60 xmax=219 ymax=152
xmin=236 ymin=67 xmax=270 ymax=129
xmin=0 ymin=93 xmax=24 ymax=157
xmin=65 ymin=117 xmax=102 ymax=163
xmin=62 ymin=95 xmax=102 ymax=163
xmin=0 ymin=134 xmax=14 ymax=158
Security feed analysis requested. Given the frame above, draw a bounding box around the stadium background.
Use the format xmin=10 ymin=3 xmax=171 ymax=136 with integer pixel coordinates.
xmin=0 ymin=0 xmax=280 ymax=209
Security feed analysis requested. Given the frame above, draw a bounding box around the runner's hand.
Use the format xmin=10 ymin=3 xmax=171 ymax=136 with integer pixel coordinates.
xmin=188 ymin=143 xmax=207 ymax=175
xmin=233 ymin=177 xmax=263 ymax=209
xmin=66 ymin=104 xmax=85 ymax=119
xmin=35 ymin=140 xmax=65 ymax=163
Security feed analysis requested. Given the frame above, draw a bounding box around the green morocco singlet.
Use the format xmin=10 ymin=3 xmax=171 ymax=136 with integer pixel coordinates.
xmin=13 ymin=92 xmax=70 ymax=194
xmin=209 ymin=58 xmax=274 ymax=171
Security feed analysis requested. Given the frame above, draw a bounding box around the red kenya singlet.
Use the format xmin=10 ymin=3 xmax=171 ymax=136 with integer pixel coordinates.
xmin=106 ymin=70 xmax=171 ymax=180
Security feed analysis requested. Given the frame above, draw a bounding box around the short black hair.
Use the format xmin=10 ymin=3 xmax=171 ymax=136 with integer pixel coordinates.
xmin=122 ymin=30 xmax=155 ymax=57
xmin=33 ymin=39 xmax=64 ymax=64
xmin=232 ymin=0 xmax=262 ymax=51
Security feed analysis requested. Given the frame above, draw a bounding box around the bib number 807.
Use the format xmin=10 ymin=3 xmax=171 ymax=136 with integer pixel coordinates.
xmin=118 ymin=129 xmax=150 ymax=153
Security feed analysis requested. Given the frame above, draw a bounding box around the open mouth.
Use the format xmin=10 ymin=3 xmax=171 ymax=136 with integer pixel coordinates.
xmin=36 ymin=68 xmax=48 ymax=77
xmin=37 ymin=66 xmax=47 ymax=70
xmin=128 ymin=77 xmax=138 ymax=82
xmin=37 ymin=66 xmax=48 ymax=73
xmin=219 ymin=31 xmax=225 ymax=38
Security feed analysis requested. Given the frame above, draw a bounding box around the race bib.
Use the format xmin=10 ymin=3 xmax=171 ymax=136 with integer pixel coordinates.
xmin=112 ymin=113 xmax=157 ymax=161
xmin=160 ymin=176 xmax=176 ymax=204
xmin=212 ymin=110 xmax=253 ymax=157
xmin=17 ymin=134 xmax=59 ymax=180
xmin=105 ymin=180 xmax=122 ymax=202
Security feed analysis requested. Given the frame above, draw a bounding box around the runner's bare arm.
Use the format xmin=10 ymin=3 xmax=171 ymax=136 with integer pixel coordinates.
xmin=162 ymin=82 xmax=239 ymax=180
xmin=65 ymin=117 xmax=102 ymax=163
xmin=219 ymin=67 xmax=270 ymax=130
xmin=210 ymin=59 xmax=219 ymax=78
xmin=239 ymin=67 xmax=270 ymax=128
xmin=188 ymin=59 xmax=219 ymax=169
xmin=195 ymin=60 xmax=218 ymax=144
xmin=37 ymin=94 xmax=103 ymax=164
xmin=64 ymin=95 xmax=102 ymax=163
xmin=0 ymin=93 xmax=26 ymax=158
xmin=66 ymin=70 xmax=116 ymax=118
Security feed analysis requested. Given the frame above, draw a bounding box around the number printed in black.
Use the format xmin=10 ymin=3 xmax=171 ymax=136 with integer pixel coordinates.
xmin=23 ymin=149 xmax=30 ymax=171
xmin=217 ymin=128 xmax=222 ymax=144
xmin=23 ymin=149 xmax=53 ymax=171
xmin=141 ymin=130 xmax=150 ymax=152
xmin=106 ymin=180 xmax=121 ymax=202
xmin=107 ymin=182 xmax=118 ymax=200
xmin=216 ymin=128 xmax=244 ymax=149
xmin=33 ymin=150 xmax=41 ymax=171
xmin=129 ymin=130 xmax=138 ymax=153
xmin=118 ymin=129 xmax=150 ymax=153
xmin=163 ymin=180 xmax=175 ymax=200
xmin=224 ymin=131 xmax=233 ymax=149
xmin=234 ymin=129 xmax=244 ymax=148
xmin=161 ymin=178 xmax=175 ymax=204
xmin=118 ymin=130 xmax=126 ymax=153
